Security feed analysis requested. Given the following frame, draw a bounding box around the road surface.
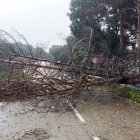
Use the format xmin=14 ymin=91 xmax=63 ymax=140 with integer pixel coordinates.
xmin=0 ymin=90 xmax=140 ymax=140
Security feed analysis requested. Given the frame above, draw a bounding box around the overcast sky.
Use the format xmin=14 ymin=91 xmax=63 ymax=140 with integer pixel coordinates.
xmin=0 ymin=0 xmax=71 ymax=48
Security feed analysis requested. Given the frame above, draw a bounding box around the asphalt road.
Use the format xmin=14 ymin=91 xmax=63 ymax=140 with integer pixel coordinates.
xmin=0 ymin=90 xmax=140 ymax=140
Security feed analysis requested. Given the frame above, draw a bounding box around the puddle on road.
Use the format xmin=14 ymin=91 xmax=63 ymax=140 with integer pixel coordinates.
xmin=0 ymin=98 xmax=70 ymax=140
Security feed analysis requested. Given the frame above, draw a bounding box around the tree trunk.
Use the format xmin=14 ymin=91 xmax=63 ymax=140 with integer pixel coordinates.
xmin=137 ymin=0 xmax=140 ymax=73
xmin=120 ymin=11 xmax=125 ymax=55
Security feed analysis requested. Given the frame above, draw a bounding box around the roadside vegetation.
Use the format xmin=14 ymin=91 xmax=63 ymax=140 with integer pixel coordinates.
xmin=106 ymin=85 xmax=140 ymax=103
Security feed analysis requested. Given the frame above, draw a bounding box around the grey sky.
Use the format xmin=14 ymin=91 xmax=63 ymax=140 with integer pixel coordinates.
xmin=0 ymin=0 xmax=71 ymax=48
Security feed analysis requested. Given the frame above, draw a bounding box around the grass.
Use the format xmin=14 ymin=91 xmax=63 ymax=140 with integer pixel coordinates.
xmin=105 ymin=84 xmax=140 ymax=103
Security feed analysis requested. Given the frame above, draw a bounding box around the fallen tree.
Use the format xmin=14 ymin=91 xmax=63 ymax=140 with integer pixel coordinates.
xmin=0 ymin=30 xmax=139 ymax=102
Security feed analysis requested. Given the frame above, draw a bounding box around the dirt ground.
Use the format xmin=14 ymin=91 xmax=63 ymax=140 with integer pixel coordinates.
xmin=0 ymin=89 xmax=140 ymax=140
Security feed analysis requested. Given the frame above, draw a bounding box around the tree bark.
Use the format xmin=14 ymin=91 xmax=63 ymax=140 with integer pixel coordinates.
xmin=120 ymin=11 xmax=125 ymax=55
xmin=137 ymin=0 xmax=140 ymax=72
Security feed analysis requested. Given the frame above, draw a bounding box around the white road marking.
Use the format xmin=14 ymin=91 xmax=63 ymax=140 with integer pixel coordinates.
xmin=67 ymin=100 xmax=103 ymax=139
xmin=93 ymin=136 xmax=101 ymax=140
xmin=66 ymin=100 xmax=86 ymax=125
xmin=0 ymin=103 xmax=3 ymax=106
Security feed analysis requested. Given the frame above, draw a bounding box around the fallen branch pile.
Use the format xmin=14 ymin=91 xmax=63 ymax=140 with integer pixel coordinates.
xmin=0 ymin=56 xmax=107 ymax=101
xmin=0 ymin=30 xmax=139 ymax=101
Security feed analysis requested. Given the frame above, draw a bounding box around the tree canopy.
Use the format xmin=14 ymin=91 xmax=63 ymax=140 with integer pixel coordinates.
xmin=69 ymin=0 xmax=137 ymax=57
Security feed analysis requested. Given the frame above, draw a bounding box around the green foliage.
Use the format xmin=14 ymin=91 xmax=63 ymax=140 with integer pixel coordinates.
xmin=107 ymin=85 xmax=140 ymax=103
xmin=0 ymin=69 xmax=9 ymax=79
xmin=73 ymin=43 xmax=87 ymax=64
xmin=69 ymin=0 xmax=137 ymax=57
xmin=49 ymin=45 xmax=69 ymax=63
xmin=0 ymin=41 xmax=50 ymax=59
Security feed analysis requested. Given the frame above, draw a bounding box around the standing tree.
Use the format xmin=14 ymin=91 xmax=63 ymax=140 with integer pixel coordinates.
xmin=69 ymin=0 xmax=137 ymax=57
xmin=137 ymin=0 xmax=140 ymax=72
